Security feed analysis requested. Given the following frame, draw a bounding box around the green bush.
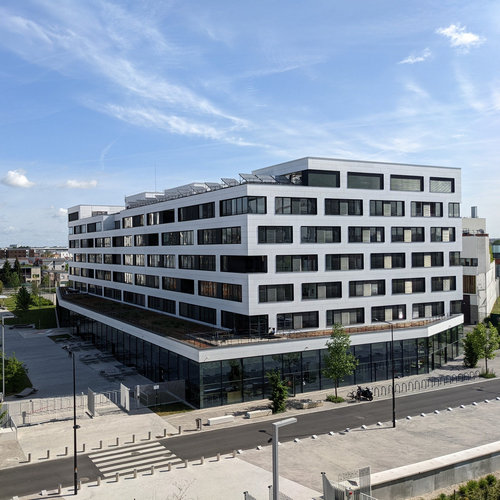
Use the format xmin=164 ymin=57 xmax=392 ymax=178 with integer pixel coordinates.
xmin=326 ymin=394 xmax=345 ymax=403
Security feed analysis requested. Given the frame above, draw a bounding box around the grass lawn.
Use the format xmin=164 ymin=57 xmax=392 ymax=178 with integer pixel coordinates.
xmin=492 ymin=297 xmax=500 ymax=315
xmin=3 ymin=294 xmax=57 ymax=329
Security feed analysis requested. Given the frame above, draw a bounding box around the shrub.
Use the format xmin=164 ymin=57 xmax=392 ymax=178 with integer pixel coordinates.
xmin=326 ymin=394 xmax=345 ymax=403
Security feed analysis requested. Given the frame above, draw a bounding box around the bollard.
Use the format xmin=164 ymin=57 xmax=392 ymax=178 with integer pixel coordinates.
xmin=64 ymin=446 xmax=68 ymax=456
xmin=147 ymin=431 xmax=151 ymax=440
xmin=184 ymin=459 xmax=188 ymax=468
xmin=97 ymin=477 xmax=101 ymax=487
xmin=58 ymin=484 xmax=62 ymax=495
xmin=99 ymin=440 xmax=103 ymax=449
xmin=27 ymin=453 xmax=31 ymax=463
xmin=115 ymin=437 xmax=119 ymax=446
xmin=167 ymin=463 xmax=171 ymax=472
xmin=178 ymin=425 xmax=182 ymax=435
xmin=132 ymin=434 xmax=135 ymax=444
xmin=81 ymin=443 xmax=86 ymax=453
xmin=200 ymin=456 xmax=204 ymax=465
xmin=46 ymin=450 xmax=50 ymax=459
xmin=77 ymin=480 xmax=81 ymax=491
xmin=162 ymin=428 xmax=167 ymax=438
xmin=115 ymin=472 xmax=120 ymax=482
xmin=151 ymin=465 xmax=155 ymax=475
xmin=232 ymin=450 xmax=237 ymax=458
xmin=216 ymin=453 xmax=220 ymax=462
xmin=133 ymin=468 xmax=137 ymax=479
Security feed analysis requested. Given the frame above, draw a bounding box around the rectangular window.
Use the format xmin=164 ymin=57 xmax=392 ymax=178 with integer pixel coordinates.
xmin=122 ymin=216 xmax=132 ymax=229
xmin=147 ymin=209 xmax=175 ymax=225
xmin=412 ymin=302 xmax=444 ymax=318
xmin=348 ymin=227 xmax=384 ymax=243
xmin=327 ymin=308 xmax=364 ymax=326
xmin=391 ymin=227 xmax=424 ymax=242
xmin=162 ymin=230 xmax=194 ymax=246
xmin=277 ymin=311 xmax=318 ymax=330
xmin=275 ymin=197 xmax=317 ymax=215
xmin=450 ymin=300 xmax=462 ymax=314
xmin=179 ymin=302 xmax=216 ymax=325
xmin=220 ymin=196 xmax=266 ymax=216
xmin=349 ymin=280 xmax=385 ymax=297
xmin=301 ymin=226 xmax=341 ymax=243
xmin=449 ymin=251 xmax=461 ymax=266
xmin=68 ymin=212 xmax=79 ymax=222
xmin=411 ymin=201 xmax=443 ymax=217
xmin=147 ymin=254 xmax=176 ymax=268
xmin=431 ymin=227 xmax=456 ymax=242
xmin=178 ymin=255 xmax=216 ymax=271
xmin=392 ymin=278 xmax=425 ymax=294
xmin=431 ymin=276 xmax=457 ymax=292
xmin=276 ymin=255 xmax=318 ymax=272
xmin=390 ymin=175 xmax=423 ymax=192
xmin=302 ymin=169 xmax=340 ymax=187
xmin=461 ymin=257 xmax=478 ymax=267
xmin=258 ymin=226 xmax=293 ymax=244
xmin=430 ymin=177 xmax=455 ymax=193
xmin=104 ymin=254 xmax=122 ymax=265
xmin=326 ymin=254 xmax=364 ymax=271
xmin=123 ymin=291 xmax=145 ymax=307
xmin=197 ymin=227 xmax=241 ymax=245
xmin=347 ymin=172 xmax=383 ymax=190
xmin=148 ymin=296 xmax=176 ymax=314
xmin=371 ymin=305 xmax=406 ymax=322
xmin=162 ymin=277 xmax=195 ymax=294
xmin=302 ymin=282 xmax=342 ymax=300
xmin=104 ymin=287 xmax=121 ymax=301
xmin=370 ymin=253 xmax=406 ymax=269
xmin=448 ymin=203 xmax=460 ymax=218
xmin=325 ymin=199 xmax=363 ymax=216
xmin=463 ymin=275 xmax=476 ymax=294
xmin=259 ymin=284 xmax=294 ymax=302
xmin=198 ymin=281 xmax=242 ymax=302
xmin=134 ymin=233 xmax=159 ymax=246
xmin=370 ymin=200 xmax=405 ymax=216
xmin=221 ymin=255 xmax=267 ymax=273
xmin=135 ymin=273 xmax=159 ymax=288
xmin=411 ymin=252 xmax=444 ymax=267
xmin=178 ymin=202 xmax=215 ymax=222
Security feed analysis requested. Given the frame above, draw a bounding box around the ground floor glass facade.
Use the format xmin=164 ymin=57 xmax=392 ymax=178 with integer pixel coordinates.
xmin=59 ymin=307 xmax=463 ymax=409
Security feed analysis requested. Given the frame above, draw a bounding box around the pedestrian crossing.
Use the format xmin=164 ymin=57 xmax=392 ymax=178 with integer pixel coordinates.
xmin=88 ymin=441 xmax=182 ymax=478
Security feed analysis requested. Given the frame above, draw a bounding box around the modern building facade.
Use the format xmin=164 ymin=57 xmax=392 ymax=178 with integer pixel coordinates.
xmin=461 ymin=209 xmax=498 ymax=324
xmin=59 ymin=157 xmax=464 ymax=408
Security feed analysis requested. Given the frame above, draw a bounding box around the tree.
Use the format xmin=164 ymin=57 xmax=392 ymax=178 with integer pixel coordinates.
xmin=0 ymin=260 xmax=12 ymax=287
xmin=41 ymin=275 xmax=50 ymax=288
xmin=13 ymin=258 xmax=22 ymax=283
xmin=322 ymin=324 xmax=358 ymax=398
xmin=31 ymin=281 xmax=40 ymax=303
xmin=482 ymin=322 xmax=499 ymax=374
xmin=463 ymin=327 xmax=484 ymax=368
xmin=0 ymin=280 xmax=3 ymax=294
xmin=266 ymin=370 xmax=288 ymax=414
xmin=15 ymin=285 xmax=31 ymax=312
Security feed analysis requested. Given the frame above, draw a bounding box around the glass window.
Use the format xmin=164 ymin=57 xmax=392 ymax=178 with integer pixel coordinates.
xmin=326 ymin=254 xmax=364 ymax=271
xmin=391 ymin=227 xmax=424 ymax=242
xmin=370 ymin=253 xmax=406 ymax=269
xmin=430 ymin=177 xmax=454 ymax=193
xmin=392 ymin=278 xmax=425 ymax=294
xmin=411 ymin=202 xmax=443 ymax=217
xmin=326 ymin=308 xmax=364 ymax=326
xmin=369 ymin=200 xmax=405 ymax=216
xmin=220 ymin=196 xmax=266 ymax=216
xmin=348 ymin=227 xmax=384 ymax=243
xmin=277 ymin=311 xmax=318 ymax=330
xmin=325 ymin=198 xmax=363 ymax=216
xmin=431 ymin=227 xmax=456 ymax=242
xmin=258 ymin=226 xmax=293 ymax=244
xmin=390 ymin=175 xmax=423 ymax=192
xmin=259 ymin=284 xmax=294 ymax=302
xmin=347 ymin=172 xmax=383 ymax=190
xmin=431 ymin=276 xmax=456 ymax=292
xmin=448 ymin=203 xmax=460 ymax=218
xmin=349 ymin=280 xmax=386 ymax=297
xmin=302 ymin=169 xmax=340 ymax=187
xmin=301 ymin=226 xmax=341 ymax=243
xmin=276 ymin=255 xmax=318 ymax=272
xmin=302 ymin=282 xmax=342 ymax=300
xmin=275 ymin=197 xmax=317 ymax=215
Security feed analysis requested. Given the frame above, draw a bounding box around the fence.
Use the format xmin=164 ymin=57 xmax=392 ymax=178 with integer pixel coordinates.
xmin=372 ymin=370 xmax=480 ymax=398
xmin=322 ymin=468 xmax=372 ymax=500
xmin=135 ymin=380 xmax=186 ymax=408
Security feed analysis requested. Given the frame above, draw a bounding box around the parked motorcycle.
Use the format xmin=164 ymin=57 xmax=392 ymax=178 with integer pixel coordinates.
xmin=356 ymin=385 xmax=373 ymax=401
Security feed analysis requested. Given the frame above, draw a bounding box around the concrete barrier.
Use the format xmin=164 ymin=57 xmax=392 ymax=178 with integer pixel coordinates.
xmin=207 ymin=415 xmax=234 ymax=426
xmin=371 ymin=441 xmax=500 ymax=500
xmin=245 ymin=409 xmax=272 ymax=419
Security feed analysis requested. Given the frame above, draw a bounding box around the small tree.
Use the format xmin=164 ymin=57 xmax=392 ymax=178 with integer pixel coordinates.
xmin=15 ymin=285 xmax=31 ymax=312
xmin=13 ymin=258 xmax=22 ymax=283
xmin=482 ymin=322 xmax=499 ymax=374
xmin=463 ymin=327 xmax=484 ymax=368
xmin=266 ymin=370 xmax=288 ymax=414
xmin=322 ymin=324 xmax=358 ymax=398
xmin=31 ymin=281 xmax=40 ymax=303
xmin=0 ymin=260 xmax=12 ymax=287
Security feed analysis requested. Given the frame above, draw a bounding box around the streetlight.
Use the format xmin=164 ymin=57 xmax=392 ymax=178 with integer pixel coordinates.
xmin=374 ymin=318 xmax=396 ymax=428
xmin=70 ymin=349 xmax=79 ymax=495
xmin=272 ymin=417 xmax=297 ymax=500
xmin=0 ymin=296 xmax=15 ymax=403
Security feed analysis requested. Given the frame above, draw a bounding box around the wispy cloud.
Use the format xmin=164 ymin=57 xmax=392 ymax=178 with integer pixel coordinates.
xmin=56 ymin=207 xmax=68 ymax=218
xmin=63 ymin=179 xmax=98 ymax=189
xmin=436 ymin=24 xmax=485 ymax=50
xmin=1 ymin=169 xmax=34 ymax=188
xmin=399 ymin=48 xmax=431 ymax=64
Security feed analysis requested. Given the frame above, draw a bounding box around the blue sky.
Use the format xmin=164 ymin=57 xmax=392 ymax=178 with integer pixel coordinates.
xmin=0 ymin=0 xmax=499 ymax=246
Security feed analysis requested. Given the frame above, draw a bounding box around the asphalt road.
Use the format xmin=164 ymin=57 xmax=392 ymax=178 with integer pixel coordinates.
xmin=1 ymin=378 xmax=500 ymax=499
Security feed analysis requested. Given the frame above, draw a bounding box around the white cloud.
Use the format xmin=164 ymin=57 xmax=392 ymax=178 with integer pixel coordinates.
xmin=1 ymin=169 xmax=34 ymax=188
xmin=399 ymin=48 xmax=431 ymax=64
xmin=56 ymin=208 xmax=68 ymax=217
xmin=436 ymin=24 xmax=485 ymax=50
xmin=63 ymin=179 xmax=98 ymax=189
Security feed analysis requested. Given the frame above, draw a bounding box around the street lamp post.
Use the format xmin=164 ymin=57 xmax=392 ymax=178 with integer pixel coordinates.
xmin=375 ymin=319 xmax=396 ymax=428
xmin=272 ymin=417 xmax=297 ymax=500
xmin=71 ymin=350 xmax=79 ymax=495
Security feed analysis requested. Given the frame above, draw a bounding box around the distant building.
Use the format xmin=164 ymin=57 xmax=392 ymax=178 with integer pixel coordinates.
xmin=461 ymin=208 xmax=499 ymax=324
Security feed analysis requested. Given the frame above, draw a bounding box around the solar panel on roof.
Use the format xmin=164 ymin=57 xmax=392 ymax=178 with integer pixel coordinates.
xmin=256 ymin=174 xmax=277 ymax=183
xmin=222 ymin=178 xmax=239 ymax=186
xmin=205 ymin=182 xmax=222 ymax=190
xmin=240 ymin=173 xmax=262 ymax=183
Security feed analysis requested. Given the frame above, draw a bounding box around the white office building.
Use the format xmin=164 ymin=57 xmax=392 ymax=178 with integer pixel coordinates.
xmin=58 ymin=157 xmax=464 ymax=408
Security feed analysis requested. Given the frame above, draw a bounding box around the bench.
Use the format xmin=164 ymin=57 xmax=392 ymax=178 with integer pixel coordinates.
xmin=15 ymin=387 xmax=37 ymax=398
xmin=299 ymin=400 xmax=323 ymax=409
xmin=207 ymin=415 xmax=235 ymax=426
xmin=245 ymin=409 xmax=273 ymax=419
